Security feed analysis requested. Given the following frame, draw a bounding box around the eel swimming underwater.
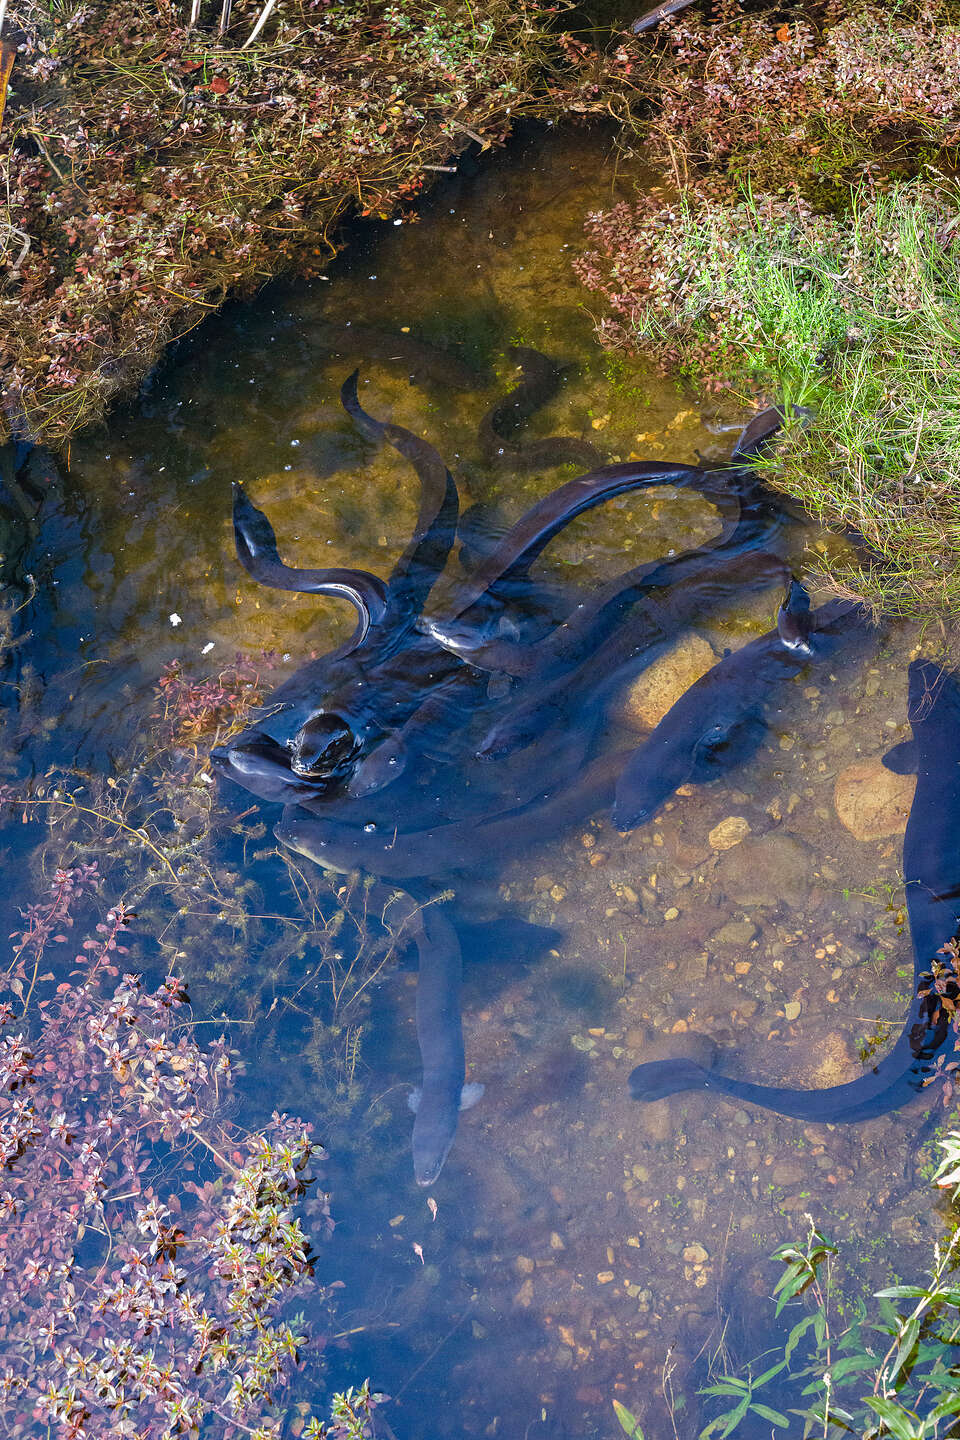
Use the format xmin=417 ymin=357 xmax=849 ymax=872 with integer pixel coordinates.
xmin=629 ymin=658 xmax=960 ymax=1123
xmin=478 ymin=346 xmax=602 ymax=473
xmin=611 ymin=584 xmax=870 ymax=831
xmin=405 ymin=896 xmax=484 ymax=1186
xmin=275 ymin=748 xmax=627 ymax=880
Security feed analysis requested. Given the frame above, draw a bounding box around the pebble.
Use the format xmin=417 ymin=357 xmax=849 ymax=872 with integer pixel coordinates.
xmin=713 ymin=920 xmax=757 ymax=945
xmin=708 ymin=816 xmax=751 ymax=851
xmin=783 ymin=1000 xmax=802 ymax=1021
xmin=620 ymin=632 xmax=718 ymax=729
xmin=717 ymin=834 xmax=813 ymax=909
xmin=664 ymin=906 xmax=679 ymax=920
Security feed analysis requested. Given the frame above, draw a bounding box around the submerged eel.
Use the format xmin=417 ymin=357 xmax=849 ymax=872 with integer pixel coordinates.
xmin=478 ymin=346 xmax=602 ymax=473
xmin=421 ymin=457 xmax=718 ymax=645
xmin=630 ymin=658 xmax=960 ymax=1122
xmin=406 ymin=896 xmax=483 ymax=1186
xmin=275 ymin=748 xmax=627 ymax=880
xmin=612 ymin=586 xmax=869 ymax=830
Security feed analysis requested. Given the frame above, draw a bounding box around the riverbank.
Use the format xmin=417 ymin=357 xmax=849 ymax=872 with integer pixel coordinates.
xmin=575 ymin=0 xmax=960 ymax=618
xmin=0 ymin=0 xmax=597 ymax=448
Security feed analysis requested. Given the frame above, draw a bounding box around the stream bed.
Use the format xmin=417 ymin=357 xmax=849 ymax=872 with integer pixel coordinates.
xmin=1 ymin=122 xmax=947 ymax=1439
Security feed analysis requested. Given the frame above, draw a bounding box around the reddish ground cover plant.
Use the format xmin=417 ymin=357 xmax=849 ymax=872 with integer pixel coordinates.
xmin=610 ymin=0 xmax=960 ymax=196
xmin=156 ymin=653 xmax=276 ymax=742
xmin=0 ymin=860 xmax=377 ymax=1439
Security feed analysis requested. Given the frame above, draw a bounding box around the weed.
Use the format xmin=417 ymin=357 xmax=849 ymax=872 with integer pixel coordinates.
xmin=575 ymin=179 xmax=960 ymax=618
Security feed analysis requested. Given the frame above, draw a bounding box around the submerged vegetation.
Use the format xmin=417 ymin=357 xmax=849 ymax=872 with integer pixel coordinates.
xmin=614 ymin=1131 xmax=960 ymax=1440
xmin=0 ymin=860 xmax=383 ymax=1440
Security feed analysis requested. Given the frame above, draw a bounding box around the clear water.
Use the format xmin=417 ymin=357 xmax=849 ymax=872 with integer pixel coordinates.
xmin=2 ymin=123 xmax=946 ymax=1439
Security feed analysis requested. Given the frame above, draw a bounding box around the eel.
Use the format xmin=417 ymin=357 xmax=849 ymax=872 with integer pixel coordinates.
xmin=423 ymin=405 xmax=792 ymax=662
xmin=420 ymin=457 xmax=721 ymax=644
xmin=231 ymin=481 xmax=389 ymax=656
xmin=406 ymin=895 xmax=484 ymax=1186
xmin=275 ymin=748 xmax=628 ymax=880
xmin=314 ymin=320 xmax=489 ymax=392
xmin=478 ymin=346 xmax=602 ymax=473
xmin=629 ymin=658 xmax=960 ymax=1122
xmin=477 ymin=548 xmax=789 ymax=760
xmin=611 ymin=584 xmax=869 ymax=830
xmin=340 ymin=370 xmax=458 ymax=628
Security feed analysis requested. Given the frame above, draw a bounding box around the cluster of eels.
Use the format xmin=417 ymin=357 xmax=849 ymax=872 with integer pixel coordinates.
xmin=212 ymin=358 xmax=960 ymax=1185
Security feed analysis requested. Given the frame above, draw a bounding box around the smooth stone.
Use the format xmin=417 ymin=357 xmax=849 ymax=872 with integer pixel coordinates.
xmin=833 ymin=757 xmax=916 ymax=841
xmin=712 ymin=921 xmax=757 ymax=946
xmin=716 ymin=834 xmax=813 ymax=909
xmin=620 ymin=632 xmax=717 ymax=730
xmin=708 ymin=816 xmax=751 ymax=851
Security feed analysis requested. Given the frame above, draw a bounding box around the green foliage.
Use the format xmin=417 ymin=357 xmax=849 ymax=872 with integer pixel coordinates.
xmin=576 ymin=179 xmax=960 ymax=619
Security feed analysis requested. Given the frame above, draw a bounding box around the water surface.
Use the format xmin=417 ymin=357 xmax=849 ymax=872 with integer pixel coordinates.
xmin=2 ymin=123 xmax=944 ymax=1439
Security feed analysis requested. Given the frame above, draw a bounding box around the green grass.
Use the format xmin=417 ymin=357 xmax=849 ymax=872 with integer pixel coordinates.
xmin=577 ymin=180 xmax=960 ymax=618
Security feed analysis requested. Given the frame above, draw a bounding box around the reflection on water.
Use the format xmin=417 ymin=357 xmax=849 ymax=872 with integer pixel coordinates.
xmin=1 ymin=123 xmax=950 ymax=1438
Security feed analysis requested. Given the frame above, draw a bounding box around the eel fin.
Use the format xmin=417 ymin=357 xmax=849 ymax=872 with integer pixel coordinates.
xmin=408 ymin=1082 xmax=484 ymax=1114
xmin=777 ymin=579 xmax=813 ymax=652
xmin=882 ymin=739 xmax=918 ymax=775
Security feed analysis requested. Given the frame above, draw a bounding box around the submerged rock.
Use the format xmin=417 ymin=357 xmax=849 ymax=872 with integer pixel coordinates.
xmin=716 ymin=833 xmax=812 ymax=909
xmin=833 ymin=757 xmax=916 ymax=841
xmin=620 ymin=632 xmax=717 ymax=730
xmin=708 ymin=816 xmax=751 ymax=851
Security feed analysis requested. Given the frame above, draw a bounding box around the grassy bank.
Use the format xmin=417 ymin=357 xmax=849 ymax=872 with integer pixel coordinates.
xmin=576 ymin=180 xmax=960 ymax=618
xmin=0 ymin=0 xmax=591 ymax=448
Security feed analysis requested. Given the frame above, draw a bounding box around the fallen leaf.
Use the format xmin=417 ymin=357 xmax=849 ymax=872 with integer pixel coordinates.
xmin=776 ymin=22 xmax=790 ymax=41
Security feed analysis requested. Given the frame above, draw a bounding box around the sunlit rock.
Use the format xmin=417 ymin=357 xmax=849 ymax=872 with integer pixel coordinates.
xmin=833 ymin=756 xmax=915 ymax=841
xmin=619 ymin=631 xmax=717 ymax=730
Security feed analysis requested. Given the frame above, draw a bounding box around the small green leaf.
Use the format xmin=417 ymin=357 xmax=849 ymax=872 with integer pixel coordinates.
xmin=750 ymin=1402 xmax=790 ymax=1426
xmin=862 ymin=1395 xmax=922 ymax=1440
xmin=874 ymin=1286 xmax=929 ymax=1300
xmin=613 ymin=1400 xmax=644 ymax=1438
xmin=752 ymin=1359 xmax=788 ymax=1388
xmin=699 ymin=1381 xmax=750 ymax=1398
xmin=888 ymin=1315 xmax=920 ymax=1385
xmin=716 ymin=1393 xmax=751 ymax=1438
xmin=785 ymin=1315 xmax=817 ymax=1364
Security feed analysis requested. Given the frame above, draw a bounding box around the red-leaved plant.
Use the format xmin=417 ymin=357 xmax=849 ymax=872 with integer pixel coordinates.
xmin=0 ymin=863 xmax=379 ymax=1439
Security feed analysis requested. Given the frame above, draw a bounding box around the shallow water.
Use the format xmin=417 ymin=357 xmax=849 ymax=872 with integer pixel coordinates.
xmin=2 ymin=123 xmax=951 ymax=1438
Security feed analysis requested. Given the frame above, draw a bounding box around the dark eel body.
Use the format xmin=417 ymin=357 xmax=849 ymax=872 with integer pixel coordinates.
xmin=630 ymin=658 xmax=960 ymax=1122
xmin=478 ymin=345 xmax=602 ymax=473
xmin=611 ymin=587 xmax=871 ymax=830
xmin=407 ymin=897 xmax=473 ymax=1187
xmin=213 ymin=375 xmax=821 ymax=1181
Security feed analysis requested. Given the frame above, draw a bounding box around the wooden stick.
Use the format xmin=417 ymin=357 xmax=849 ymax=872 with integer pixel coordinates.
xmin=219 ymin=0 xmax=233 ymax=34
xmin=242 ymin=0 xmax=277 ymax=49
xmin=189 ymin=0 xmax=203 ymax=27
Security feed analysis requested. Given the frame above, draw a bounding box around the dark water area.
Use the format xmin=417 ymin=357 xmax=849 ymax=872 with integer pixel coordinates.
xmin=1 ymin=123 xmax=954 ymax=1439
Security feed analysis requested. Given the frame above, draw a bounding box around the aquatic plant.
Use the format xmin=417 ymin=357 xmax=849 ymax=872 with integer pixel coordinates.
xmin=0 ymin=859 xmax=383 ymax=1439
xmin=613 ymin=1128 xmax=960 ymax=1440
xmin=575 ymin=179 xmax=960 ymax=617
